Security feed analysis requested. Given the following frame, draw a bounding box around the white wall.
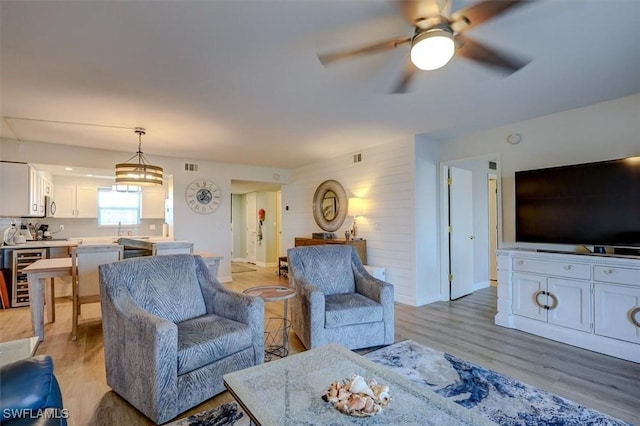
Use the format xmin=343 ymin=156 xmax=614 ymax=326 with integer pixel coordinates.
xmin=231 ymin=194 xmax=246 ymax=260
xmin=282 ymin=136 xmax=421 ymax=305
xmin=282 ymin=93 xmax=640 ymax=307
xmin=433 ymin=93 xmax=640 ymax=248
xmin=414 ymin=141 xmax=441 ymax=305
xmin=0 ymin=138 xmax=289 ymax=282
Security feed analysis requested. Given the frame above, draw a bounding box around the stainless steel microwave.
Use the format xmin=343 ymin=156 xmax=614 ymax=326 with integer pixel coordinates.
xmin=44 ymin=195 xmax=56 ymax=217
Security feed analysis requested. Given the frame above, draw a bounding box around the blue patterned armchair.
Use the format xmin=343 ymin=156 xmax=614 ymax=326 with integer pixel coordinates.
xmin=288 ymin=245 xmax=394 ymax=350
xmin=99 ymin=254 xmax=264 ymax=424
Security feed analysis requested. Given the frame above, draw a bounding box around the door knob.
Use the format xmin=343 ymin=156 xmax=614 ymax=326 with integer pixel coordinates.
xmin=469 ymin=235 xmax=475 ymax=240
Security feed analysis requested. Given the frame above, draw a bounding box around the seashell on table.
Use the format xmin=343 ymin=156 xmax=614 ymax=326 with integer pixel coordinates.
xmin=322 ymin=374 xmax=391 ymax=417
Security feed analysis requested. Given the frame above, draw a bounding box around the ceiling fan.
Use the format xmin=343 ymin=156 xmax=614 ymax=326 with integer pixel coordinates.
xmin=318 ymin=0 xmax=532 ymax=93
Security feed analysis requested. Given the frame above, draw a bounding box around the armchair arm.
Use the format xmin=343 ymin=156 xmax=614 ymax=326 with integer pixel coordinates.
xmin=197 ymin=260 xmax=264 ymax=325
xmin=100 ymin=270 xmax=178 ymax=423
xmin=353 ymin=264 xmax=393 ymax=303
xmin=290 ymin=273 xmax=326 ymax=348
xmin=353 ymin=262 xmax=395 ymax=345
xmin=196 ymin=259 xmax=264 ymax=364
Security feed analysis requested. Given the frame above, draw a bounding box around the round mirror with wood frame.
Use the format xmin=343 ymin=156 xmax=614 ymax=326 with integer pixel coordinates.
xmin=312 ymin=179 xmax=348 ymax=232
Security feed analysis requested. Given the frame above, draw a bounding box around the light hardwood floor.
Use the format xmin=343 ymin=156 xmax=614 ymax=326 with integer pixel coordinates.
xmin=1 ymin=264 xmax=638 ymax=425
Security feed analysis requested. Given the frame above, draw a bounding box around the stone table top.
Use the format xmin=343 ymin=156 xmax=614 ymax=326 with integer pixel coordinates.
xmin=223 ymin=343 xmax=496 ymax=426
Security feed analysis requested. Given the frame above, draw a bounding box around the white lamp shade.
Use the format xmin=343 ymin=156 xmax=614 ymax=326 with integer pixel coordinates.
xmin=410 ymin=29 xmax=455 ymax=71
xmin=348 ymin=197 xmax=364 ymax=217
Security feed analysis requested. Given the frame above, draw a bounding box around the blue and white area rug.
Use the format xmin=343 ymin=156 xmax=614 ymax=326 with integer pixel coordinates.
xmin=365 ymin=340 xmax=632 ymax=426
xmin=166 ymin=402 xmax=249 ymax=426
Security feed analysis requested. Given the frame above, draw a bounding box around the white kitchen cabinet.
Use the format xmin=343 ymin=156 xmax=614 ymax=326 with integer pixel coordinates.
xmin=496 ymin=249 xmax=640 ymax=363
xmin=0 ymin=162 xmax=43 ymax=217
xmin=32 ymin=170 xmax=53 ymax=216
xmin=55 ymin=185 xmax=97 ymax=218
xmin=40 ymin=172 xmax=53 ymax=198
xmin=30 ymin=167 xmax=41 ymax=215
xmin=141 ymin=187 xmax=166 ymax=219
xmin=54 ymin=186 xmax=74 ymax=217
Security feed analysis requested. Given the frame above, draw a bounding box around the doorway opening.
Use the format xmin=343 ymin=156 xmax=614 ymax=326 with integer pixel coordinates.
xmin=230 ymin=180 xmax=282 ymax=268
xmin=439 ymin=155 xmax=501 ymax=300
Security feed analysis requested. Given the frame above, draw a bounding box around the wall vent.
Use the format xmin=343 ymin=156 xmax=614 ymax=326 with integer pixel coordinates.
xmin=489 ymin=161 xmax=497 ymax=170
xmin=184 ymin=163 xmax=199 ymax=172
xmin=353 ymin=153 xmax=362 ymax=163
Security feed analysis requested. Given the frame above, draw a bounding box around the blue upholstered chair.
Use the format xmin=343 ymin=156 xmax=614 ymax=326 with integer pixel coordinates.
xmin=0 ymin=355 xmax=67 ymax=426
xmin=288 ymin=245 xmax=394 ymax=350
xmin=99 ymin=254 xmax=264 ymax=424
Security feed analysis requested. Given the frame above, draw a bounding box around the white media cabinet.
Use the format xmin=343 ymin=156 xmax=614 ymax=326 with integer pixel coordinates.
xmin=495 ymin=249 xmax=640 ymax=363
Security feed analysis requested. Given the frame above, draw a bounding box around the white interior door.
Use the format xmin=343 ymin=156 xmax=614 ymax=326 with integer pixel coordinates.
xmin=489 ymin=176 xmax=498 ymax=282
xmin=276 ymin=190 xmax=282 ymax=257
xmin=449 ymin=167 xmax=475 ymax=300
xmin=245 ymin=192 xmax=257 ymax=263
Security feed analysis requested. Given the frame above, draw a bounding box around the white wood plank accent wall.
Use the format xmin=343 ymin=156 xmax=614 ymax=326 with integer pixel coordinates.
xmin=282 ymin=137 xmax=422 ymax=305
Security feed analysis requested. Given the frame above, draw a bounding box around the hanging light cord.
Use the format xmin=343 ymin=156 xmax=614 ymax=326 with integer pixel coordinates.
xmin=122 ymin=128 xmax=151 ymax=166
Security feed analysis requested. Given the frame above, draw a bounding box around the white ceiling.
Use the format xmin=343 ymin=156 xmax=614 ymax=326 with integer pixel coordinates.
xmin=2 ymin=0 xmax=640 ymax=169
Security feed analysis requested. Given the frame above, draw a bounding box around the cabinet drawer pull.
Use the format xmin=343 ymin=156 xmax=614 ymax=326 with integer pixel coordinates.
xmin=631 ymin=307 xmax=640 ymax=328
xmin=602 ymin=269 xmax=614 ymax=275
xmin=563 ymin=265 xmax=572 ymax=270
xmin=534 ymin=290 xmax=558 ymax=311
xmin=516 ymin=260 xmax=524 ymax=265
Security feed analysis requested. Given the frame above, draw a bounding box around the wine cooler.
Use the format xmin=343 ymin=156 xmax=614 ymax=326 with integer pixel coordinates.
xmin=11 ymin=248 xmax=46 ymax=307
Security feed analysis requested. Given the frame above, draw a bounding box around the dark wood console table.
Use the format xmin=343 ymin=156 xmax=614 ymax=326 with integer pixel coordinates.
xmin=294 ymin=237 xmax=367 ymax=264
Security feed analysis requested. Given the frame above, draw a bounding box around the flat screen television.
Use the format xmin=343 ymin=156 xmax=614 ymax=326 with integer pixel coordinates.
xmin=515 ymin=157 xmax=640 ymax=251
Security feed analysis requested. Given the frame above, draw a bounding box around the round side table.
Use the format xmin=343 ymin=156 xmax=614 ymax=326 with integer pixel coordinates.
xmin=243 ymin=285 xmax=297 ymax=361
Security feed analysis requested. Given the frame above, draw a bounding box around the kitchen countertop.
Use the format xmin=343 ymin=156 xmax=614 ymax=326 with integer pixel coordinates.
xmin=0 ymin=240 xmax=78 ymax=249
xmin=1 ymin=236 xmax=171 ymax=250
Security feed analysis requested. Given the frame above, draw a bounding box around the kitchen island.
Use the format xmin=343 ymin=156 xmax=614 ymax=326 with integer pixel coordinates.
xmin=116 ymin=237 xmax=222 ymax=276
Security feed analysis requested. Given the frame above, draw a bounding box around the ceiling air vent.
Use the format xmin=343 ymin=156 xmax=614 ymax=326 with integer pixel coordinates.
xmin=184 ymin=163 xmax=199 ymax=172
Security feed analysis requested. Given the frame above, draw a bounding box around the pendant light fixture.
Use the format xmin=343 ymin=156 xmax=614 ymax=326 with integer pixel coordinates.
xmin=115 ymin=127 xmax=163 ymax=186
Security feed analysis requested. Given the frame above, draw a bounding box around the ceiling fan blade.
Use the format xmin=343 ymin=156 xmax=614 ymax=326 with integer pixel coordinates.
xmin=455 ymin=34 xmax=530 ymax=74
xmin=394 ymin=0 xmax=444 ymax=25
xmin=318 ymin=36 xmax=411 ymax=66
xmin=451 ymin=0 xmax=527 ymax=32
xmin=391 ymin=59 xmax=418 ymax=93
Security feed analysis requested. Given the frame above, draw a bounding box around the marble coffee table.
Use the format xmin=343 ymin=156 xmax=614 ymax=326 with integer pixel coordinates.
xmin=223 ymin=343 xmax=496 ymax=425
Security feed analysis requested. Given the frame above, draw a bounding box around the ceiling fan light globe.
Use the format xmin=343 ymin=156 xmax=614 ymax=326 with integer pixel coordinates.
xmin=410 ymin=29 xmax=455 ymax=71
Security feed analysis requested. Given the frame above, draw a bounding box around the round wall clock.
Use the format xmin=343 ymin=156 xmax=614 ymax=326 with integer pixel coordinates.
xmin=185 ymin=179 xmax=222 ymax=214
